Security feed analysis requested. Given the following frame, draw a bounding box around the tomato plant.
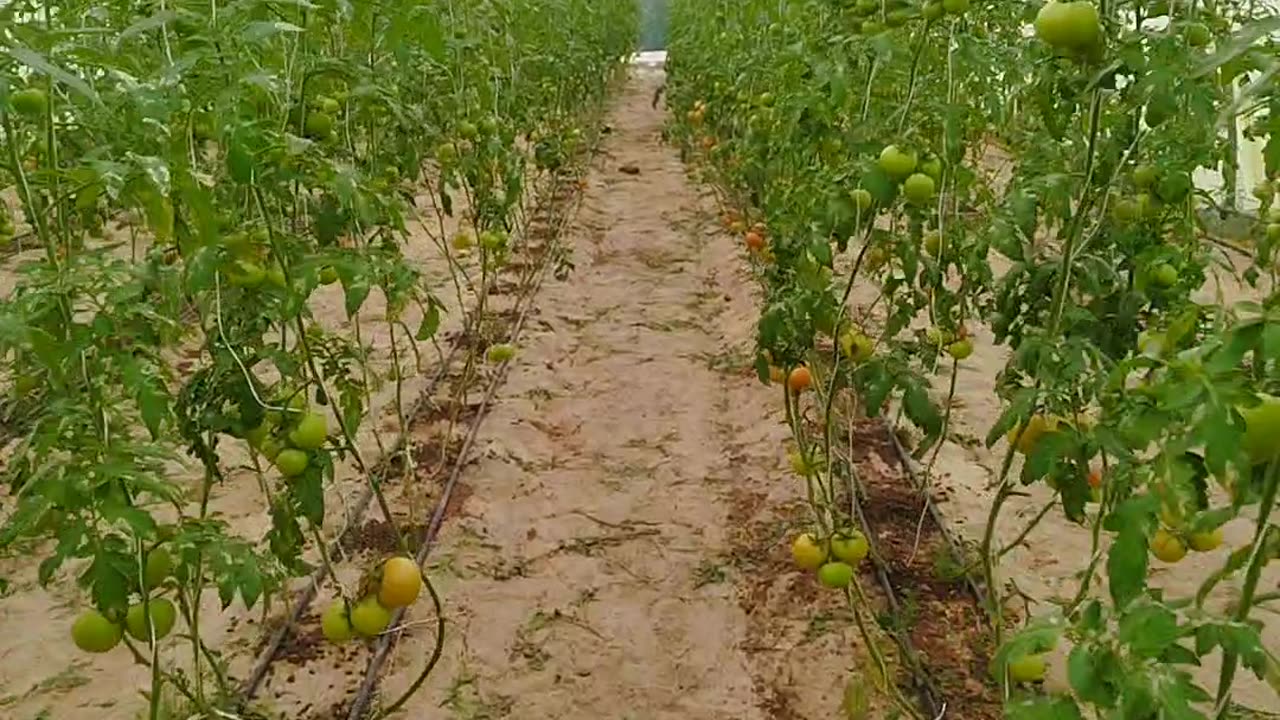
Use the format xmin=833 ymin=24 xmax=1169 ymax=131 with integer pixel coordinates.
xmin=669 ymin=0 xmax=1280 ymax=715
xmin=0 ymin=0 xmax=635 ymax=716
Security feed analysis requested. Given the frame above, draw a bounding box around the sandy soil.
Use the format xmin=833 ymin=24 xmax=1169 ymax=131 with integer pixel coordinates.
xmin=362 ymin=69 xmax=879 ymax=720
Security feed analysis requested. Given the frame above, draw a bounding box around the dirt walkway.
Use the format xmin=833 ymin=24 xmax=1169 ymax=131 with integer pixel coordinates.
xmin=371 ymin=69 xmax=873 ymax=719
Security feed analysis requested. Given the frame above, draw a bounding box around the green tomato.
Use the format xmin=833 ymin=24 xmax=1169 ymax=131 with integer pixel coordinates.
xmin=316 ymin=96 xmax=341 ymax=115
xmin=288 ymin=412 xmax=328 ymax=450
xmin=792 ymin=533 xmax=828 ymax=570
xmin=817 ymin=561 xmax=855 ymax=589
xmin=265 ymin=266 xmax=287 ymax=289
xmin=1132 ymin=164 xmax=1158 ymax=189
xmin=125 ymin=599 xmax=177 ymax=642
xmin=1007 ymin=654 xmax=1047 ymax=683
xmin=1034 ymin=1 xmax=1101 ymax=50
xmin=322 ymin=599 xmax=355 ymax=643
xmin=275 ymin=448 xmax=309 ymax=477
xmin=924 ymin=231 xmax=944 ymax=256
xmin=947 ymin=338 xmax=974 ymax=360
xmin=304 ymin=112 xmax=334 ymax=140
xmin=435 ymin=142 xmax=458 ymax=165
xmin=902 ymin=173 xmax=936 ymax=206
xmin=479 ymin=116 xmax=499 ymax=136
xmin=350 ymin=596 xmax=392 ymax=637
xmin=319 ymin=266 xmax=339 ymax=285
xmin=226 ymin=260 xmax=265 ymax=288
xmin=1184 ymin=22 xmax=1211 ymax=48
xmin=919 ymin=156 xmax=943 ymax=182
xmin=10 ymin=88 xmax=48 ymax=117
xmin=1151 ymin=263 xmax=1178 ymax=288
xmin=487 ymin=343 xmax=517 ymax=363
xmin=830 ymin=531 xmax=869 ymax=564
xmin=1268 ymin=223 xmax=1280 ymax=242
xmin=1253 ymin=181 xmax=1274 ymax=202
xmin=878 ymin=145 xmax=918 ymax=180
xmin=851 ymin=188 xmax=874 ymax=213
xmin=259 ymin=436 xmax=284 ymax=462
xmin=144 ymin=547 xmax=174 ymax=589
xmin=923 ymin=2 xmax=945 ymax=20
xmin=458 ymin=121 xmax=479 ymax=141
xmin=72 ymin=610 xmax=123 ymax=654
xmin=1241 ymin=395 xmax=1280 ymax=464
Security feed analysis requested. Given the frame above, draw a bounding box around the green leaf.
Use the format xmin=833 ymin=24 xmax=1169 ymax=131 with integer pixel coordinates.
xmin=6 ymin=47 xmax=101 ymax=104
xmin=1107 ymin=499 xmax=1152 ymax=607
xmin=1004 ymin=693 xmax=1082 ymax=720
xmin=416 ymin=302 xmax=441 ymax=340
xmin=902 ymin=379 xmax=942 ymax=437
xmin=1068 ymin=643 xmax=1119 ymax=707
xmin=243 ymin=21 xmax=305 ymax=42
xmin=1192 ymin=17 xmax=1280 ymax=78
xmin=117 ymin=10 xmax=178 ymax=45
xmin=1118 ymin=601 xmax=1180 ymax=657
xmin=343 ymin=279 xmax=371 ymax=318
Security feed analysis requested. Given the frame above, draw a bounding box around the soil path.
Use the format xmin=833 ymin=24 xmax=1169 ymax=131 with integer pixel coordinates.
xmin=369 ymin=68 xmax=874 ymax=719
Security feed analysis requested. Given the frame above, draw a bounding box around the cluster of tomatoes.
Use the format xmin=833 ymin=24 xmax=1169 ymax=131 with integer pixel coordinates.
xmin=71 ymin=546 xmax=179 ymax=653
xmin=245 ymin=397 xmax=332 ymax=480
xmin=320 ymin=556 xmax=423 ymax=643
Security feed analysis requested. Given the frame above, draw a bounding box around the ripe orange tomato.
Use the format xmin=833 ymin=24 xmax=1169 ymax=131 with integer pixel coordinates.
xmin=788 ymin=366 xmax=812 ymax=393
xmin=745 ymin=231 xmax=765 ymax=251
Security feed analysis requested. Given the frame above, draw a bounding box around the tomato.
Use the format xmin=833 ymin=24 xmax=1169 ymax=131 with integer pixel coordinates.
xmin=10 ymin=88 xmax=48 ymax=117
xmin=729 ymin=220 xmax=747 ymax=234
xmin=265 ymin=266 xmax=287 ymax=289
xmin=1007 ymin=654 xmax=1047 ymax=683
xmin=487 ymin=343 xmax=517 ymax=363
xmin=259 ymin=436 xmax=283 ymax=462
xmin=304 ymin=112 xmax=334 ymax=140
xmin=1189 ymin=527 xmax=1224 ymax=552
xmin=1184 ymin=22 xmax=1211 ymax=47
xmin=458 ymin=121 xmax=479 ymax=141
xmin=288 ymin=412 xmax=328 ymax=450
xmin=275 ymin=448 xmax=309 ymax=477
xmin=322 ymin=599 xmax=355 ymax=643
xmin=792 ymin=533 xmax=827 ymax=570
xmin=1132 ymin=164 xmax=1158 ymax=189
xmin=878 ymin=145 xmax=918 ymax=180
xmin=436 ymin=142 xmax=459 ymax=165
xmin=769 ymin=365 xmax=786 ymax=385
xmin=1135 ymin=192 xmax=1159 ymax=219
xmin=1240 ymin=395 xmax=1280 ymax=464
xmin=1034 ymin=2 xmax=1101 ymax=50
xmin=851 ymin=188 xmax=873 ymax=213
xmin=830 ymin=530 xmax=869 ymax=564
xmin=125 ymin=598 xmax=177 ymax=642
xmin=1111 ymin=197 xmax=1138 ymax=223
xmin=1007 ymin=415 xmax=1058 ymax=455
xmin=316 ymin=96 xmax=341 ymax=115
xmin=787 ymin=366 xmax=812 ymax=393
xmin=1150 ymin=263 xmax=1178 ymax=288
xmin=946 ymin=338 xmax=974 ymax=360
xmin=479 ymin=230 xmax=506 ymax=251
xmin=1151 ymin=528 xmax=1187 ymax=563
xmin=923 ymin=2 xmax=945 ymax=20
xmin=1267 ymin=224 xmax=1280 ymax=242
xmin=350 ymin=596 xmax=392 ymax=637
xmin=817 ymin=561 xmax=855 ymax=589
xmin=378 ymin=556 xmax=423 ymax=608
xmin=319 ymin=266 xmax=339 ymax=285
xmin=902 ymin=173 xmax=936 ymax=206
xmin=145 ymin=547 xmax=173 ymax=589
xmin=924 ymin=231 xmax=944 ymax=256
xmin=72 ymin=610 xmax=123 ymax=653
xmin=1087 ymin=469 xmax=1102 ymax=488
xmin=479 ymin=116 xmax=499 ymax=136
xmin=942 ymin=0 xmax=969 ymax=13
xmin=1253 ymin=181 xmax=1274 ymax=202
xmin=757 ymin=92 xmax=775 ymax=107
xmin=840 ymin=330 xmax=875 ymax=362
xmin=919 ymin=155 xmax=943 ymax=182
xmin=227 ymin=260 xmax=266 ymax=288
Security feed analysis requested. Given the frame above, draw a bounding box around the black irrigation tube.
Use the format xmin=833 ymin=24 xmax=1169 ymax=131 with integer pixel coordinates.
xmin=833 ymin=427 xmax=945 ymax=720
xmin=343 ymin=164 xmax=591 ymax=720
xmin=239 ymin=171 xmax=568 ymax=701
xmin=880 ymin=416 xmax=988 ymax=608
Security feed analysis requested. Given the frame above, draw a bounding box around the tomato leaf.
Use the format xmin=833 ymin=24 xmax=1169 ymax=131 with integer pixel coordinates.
xmin=1068 ymin=643 xmax=1120 ymax=708
xmin=1106 ymin=497 xmax=1153 ymax=607
xmin=6 ymin=46 xmax=101 ymax=104
xmin=1117 ymin=601 xmax=1180 ymax=657
xmin=1004 ymin=694 xmax=1082 ymax=720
